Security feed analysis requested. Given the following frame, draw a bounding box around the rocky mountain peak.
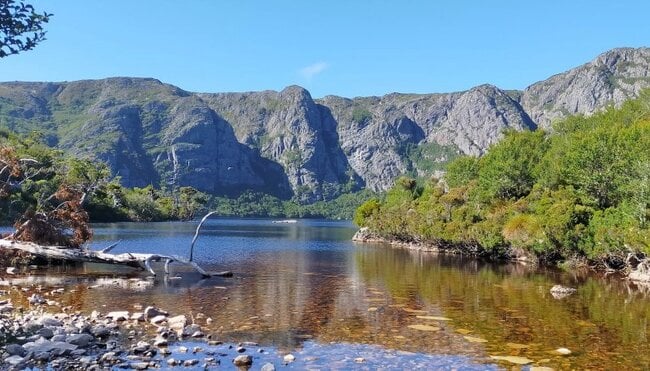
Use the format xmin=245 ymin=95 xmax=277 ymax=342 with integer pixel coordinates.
xmin=1 ymin=48 xmax=649 ymax=198
xmin=521 ymin=47 xmax=650 ymax=128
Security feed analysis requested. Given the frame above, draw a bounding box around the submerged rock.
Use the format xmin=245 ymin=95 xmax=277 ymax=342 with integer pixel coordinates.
xmin=28 ymin=294 xmax=46 ymax=305
xmin=183 ymin=359 xmax=199 ymax=366
xmin=106 ymin=311 xmax=130 ymax=321
xmin=550 ymin=285 xmax=577 ymax=299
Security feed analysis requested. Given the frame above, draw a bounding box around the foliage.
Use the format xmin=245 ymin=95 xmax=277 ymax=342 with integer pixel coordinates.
xmin=445 ymin=155 xmax=479 ymax=189
xmin=405 ymin=142 xmax=461 ymax=175
xmin=351 ymin=107 xmax=372 ymax=125
xmin=356 ymin=92 xmax=650 ymax=264
xmin=0 ymin=131 xmax=207 ymax=233
xmin=207 ymin=189 xmax=376 ymax=220
xmin=0 ymin=0 xmax=51 ymax=58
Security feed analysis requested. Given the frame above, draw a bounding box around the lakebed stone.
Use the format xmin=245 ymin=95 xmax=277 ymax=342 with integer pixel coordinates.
xmin=66 ymin=333 xmax=94 ymax=347
xmin=144 ymin=306 xmax=168 ymax=319
xmin=5 ymin=343 xmax=26 ymax=357
xmin=233 ymin=354 xmax=253 ymax=367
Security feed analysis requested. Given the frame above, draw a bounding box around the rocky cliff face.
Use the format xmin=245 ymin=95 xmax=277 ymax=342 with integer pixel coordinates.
xmin=0 ymin=47 xmax=648 ymax=199
xmin=521 ymin=47 xmax=650 ymax=128
xmin=0 ymin=78 xmax=292 ymax=197
xmin=199 ymin=86 xmax=357 ymax=202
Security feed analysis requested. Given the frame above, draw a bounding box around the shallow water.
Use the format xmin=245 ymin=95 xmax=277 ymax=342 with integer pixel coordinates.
xmin=3 ymin=219 xmax=650 ymax=369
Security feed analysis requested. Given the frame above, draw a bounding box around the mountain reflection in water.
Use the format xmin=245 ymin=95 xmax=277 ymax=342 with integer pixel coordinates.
xmin=3 ymin=219 xmax=650 ymax=369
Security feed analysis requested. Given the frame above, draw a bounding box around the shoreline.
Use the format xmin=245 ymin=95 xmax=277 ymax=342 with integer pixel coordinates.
xmin=0 ymin=287 xmax=293 ymax=370
xmin=352 ymin=228 xmax=650 ymax=283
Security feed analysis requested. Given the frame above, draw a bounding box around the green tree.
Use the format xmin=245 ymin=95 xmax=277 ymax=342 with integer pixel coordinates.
xmin=445 ymin=155 xmax=479 ymax=189
xmin=477 ymin=130 xmax=547 ymax=201
xmin=0 ymin=0 xmax=52 ymax=58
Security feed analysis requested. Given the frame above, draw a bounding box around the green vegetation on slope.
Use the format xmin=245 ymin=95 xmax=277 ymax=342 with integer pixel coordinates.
xmin=405 ymin=142 xmax=461 ymax=175
xmin=208 ymin=189 xmax=376 ymax=220
xmin=0 ymin=129 xmax=206 ymax=225
xmin=355 ymin=91 xmax=650 ymax=266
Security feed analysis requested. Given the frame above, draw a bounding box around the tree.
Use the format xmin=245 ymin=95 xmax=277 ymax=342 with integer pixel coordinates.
xmin=0 ymin=0 xmax=51 ymax=58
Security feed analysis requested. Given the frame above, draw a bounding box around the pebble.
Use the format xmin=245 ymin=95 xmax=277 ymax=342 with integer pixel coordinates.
xmin=5 ymin=343 xmax=27 ymax=356
xmin=167 ymin=315 xmax=187 ymax=330
xmin=144 ymin=306 xmax=168 ymax=319
xmin=28 ymin=293 xmax=46 ymax=304
xmin=182 ymin=324 xmax=202 ymax=337
xmin=284 ymin=354 xmax=296 ymax=363
xmin=106 ymin=311 xmax=129 ymax=321
xmin=261 ymin=362 xmax=276 ymax=371
xmin=233 ymin=354 xmax=253 ymax=367
xmin=6 ymin=267 xmax=18 ymax=274
xmin=166 ymin=358 xmax=179 ymax=366
xmin=51 ymin=334 xmax=67 ymax=342
xmin=41 ymin=316 xmax=63 ymax=327
xmin=66 ymin=333 xmax=94 ymax=347
xmin=159 ymin=348 xmax=172 ymax=356
xmin=149 ymin=315 xmax=167 ymax=324
xmin=38 ymin=327 xmax=54 ymax=339
xmin=91 ymin=325 xmax=111 ymax=338
xmin=5 ymin=355 xmax=24 ymax=366
xmin=183 ymin=359 xmax=199 ymax=366
xmin=129 ymin=361 xmax=149 ymax=370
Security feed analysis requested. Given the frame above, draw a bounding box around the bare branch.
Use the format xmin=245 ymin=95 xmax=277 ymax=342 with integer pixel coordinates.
xmin=189 ymin=211 xmax=218 ymax=262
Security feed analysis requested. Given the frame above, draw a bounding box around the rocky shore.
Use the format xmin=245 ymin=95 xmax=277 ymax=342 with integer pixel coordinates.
xmin=0 ymin=289 xmax=286 ymax=370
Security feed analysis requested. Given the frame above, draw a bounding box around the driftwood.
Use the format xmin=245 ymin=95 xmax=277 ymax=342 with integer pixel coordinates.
xmin=0 ymin=212 xmax=232 ymax=279
xmin=190 ymin=211 xmax=218 ymax=262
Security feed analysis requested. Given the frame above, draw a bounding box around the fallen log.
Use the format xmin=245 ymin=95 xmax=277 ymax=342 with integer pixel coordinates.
xmin=0 ymin=238 xmax=229 ymax=278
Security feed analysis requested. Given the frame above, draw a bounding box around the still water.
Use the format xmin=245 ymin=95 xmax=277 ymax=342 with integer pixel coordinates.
xmin=6 ymin=219 xmax=650 ymax=369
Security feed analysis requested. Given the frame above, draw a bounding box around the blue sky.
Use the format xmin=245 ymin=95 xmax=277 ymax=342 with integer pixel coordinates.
xmin=0 ymin=1 xmax=648 ymax=98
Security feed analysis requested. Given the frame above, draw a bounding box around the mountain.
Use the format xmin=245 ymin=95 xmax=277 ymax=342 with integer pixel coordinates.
xmin=0 ymin=47 xmax=649 ymax=201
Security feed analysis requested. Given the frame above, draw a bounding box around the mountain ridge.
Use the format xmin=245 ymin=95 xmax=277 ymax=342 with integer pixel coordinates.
xmin=0 ymin=47 xmax=649 ymax=201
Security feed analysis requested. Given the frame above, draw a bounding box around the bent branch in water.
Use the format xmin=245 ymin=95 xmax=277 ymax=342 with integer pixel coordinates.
xmin=189 ymin=211 xmax=218 ymax=262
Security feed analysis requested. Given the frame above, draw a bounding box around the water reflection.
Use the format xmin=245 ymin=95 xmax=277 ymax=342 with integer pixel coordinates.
xmin=2 ymin=219 xmax=650 ymax=369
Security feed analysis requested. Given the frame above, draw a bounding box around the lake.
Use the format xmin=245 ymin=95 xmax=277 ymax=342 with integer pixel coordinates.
xmin=3 ymin=218 xmax=650 ymax=369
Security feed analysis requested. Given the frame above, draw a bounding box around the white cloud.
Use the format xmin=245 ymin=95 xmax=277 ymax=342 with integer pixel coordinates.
xmin=299 ymin=61 xmax=328 ymax=81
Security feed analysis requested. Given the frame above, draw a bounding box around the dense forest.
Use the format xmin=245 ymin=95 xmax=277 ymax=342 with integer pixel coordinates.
xmin=355 ymin=91 xmax=650 ymax=268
